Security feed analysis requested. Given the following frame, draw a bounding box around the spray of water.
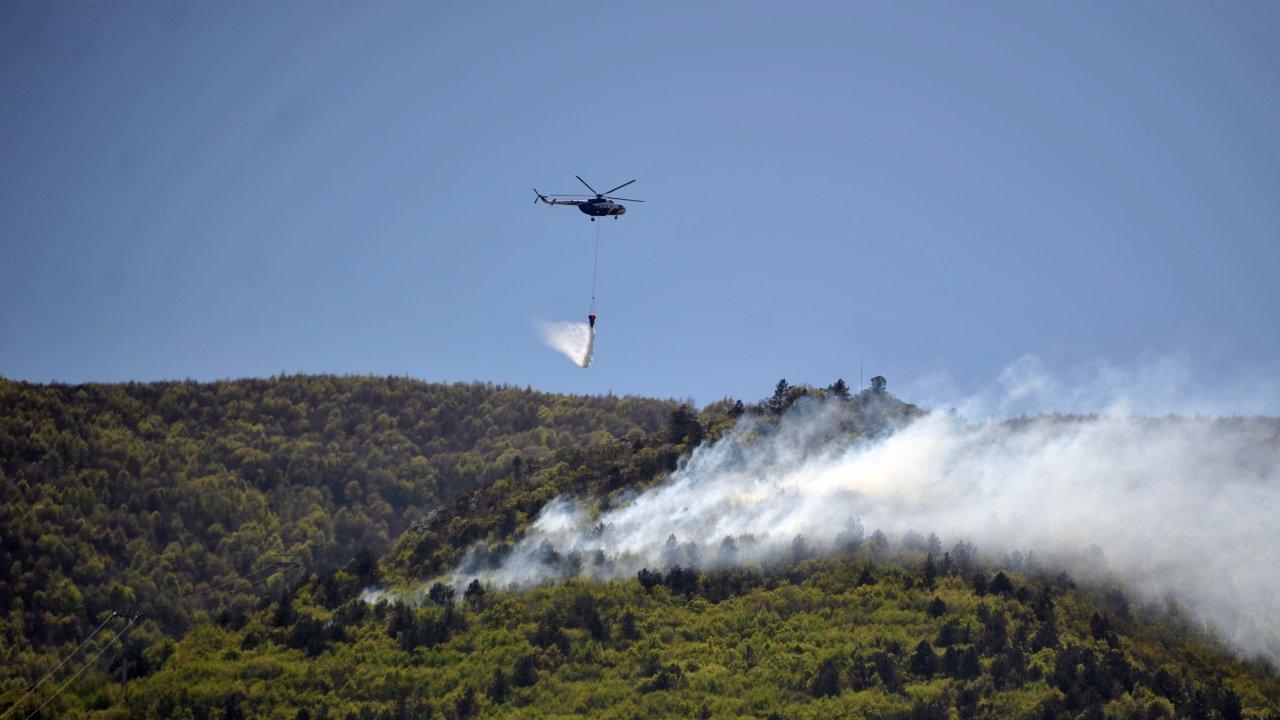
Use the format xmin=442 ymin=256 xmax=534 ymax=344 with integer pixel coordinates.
xmin=538 ymin=320 xmax=595 ymax=368
xmin=443 ymin=357 xmax=1280 ymax=657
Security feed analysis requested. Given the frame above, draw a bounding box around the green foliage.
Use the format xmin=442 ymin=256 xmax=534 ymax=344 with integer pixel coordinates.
xmin=2 ymin=375 xmax=1277 ymax=719
xmin=0 ymin=375 xmax=676 ymax=703
xmin=43 ymin=550 xmax=1280 ymax=719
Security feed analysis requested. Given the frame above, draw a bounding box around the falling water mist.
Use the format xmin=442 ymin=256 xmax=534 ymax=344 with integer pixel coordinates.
xmin=539 ymin=320 xmax=595 ymax=368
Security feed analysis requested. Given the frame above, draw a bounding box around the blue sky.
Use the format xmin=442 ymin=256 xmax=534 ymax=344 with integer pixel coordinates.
xmin=2 ymin=2 xmax=1278 ymax=405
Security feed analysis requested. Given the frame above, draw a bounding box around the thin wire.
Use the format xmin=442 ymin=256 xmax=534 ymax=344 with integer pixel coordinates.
xmin=4 ymin=559 xmax=301 ymax=718
xmin=22 ymin=613 xmax=140 ymax=720
xmin=590 ymin=221 xmax=600 ymax=315
xmin=181 ymin=561 xmax=296 ymax=600
xmin=0 ymin=612 xmax=117 ymax=720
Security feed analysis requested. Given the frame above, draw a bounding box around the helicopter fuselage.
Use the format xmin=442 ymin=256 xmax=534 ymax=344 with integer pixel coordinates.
xmin=578 ymin=198 xmax=626 ymax=217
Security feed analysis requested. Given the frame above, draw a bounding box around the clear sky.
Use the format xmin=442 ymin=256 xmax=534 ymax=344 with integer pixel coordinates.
xmin=3 ymin=2 xmax=1278 ymax=405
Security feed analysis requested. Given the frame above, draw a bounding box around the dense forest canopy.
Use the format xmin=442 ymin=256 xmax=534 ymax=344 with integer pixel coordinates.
xmin=0 ymin=376 xmax=675 ymax=689
xmin=1 ymin=374 xmax=1277 ymax=719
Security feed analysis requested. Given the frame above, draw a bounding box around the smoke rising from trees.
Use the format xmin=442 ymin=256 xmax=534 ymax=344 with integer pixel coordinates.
xmin=449 ymin=359 xmax=1280 ymax=658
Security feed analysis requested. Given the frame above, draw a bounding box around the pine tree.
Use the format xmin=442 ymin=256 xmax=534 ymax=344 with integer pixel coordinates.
xmin=909 ymin=639 xmax=940 ymax=677
xmin=667 ymin=404 xmax=704 ymax=444
xmin=512 ymin=654 xmax=538 ymax=687
xmin=922 ymin=553 xmax=938 ymax=589
xmin=928 ymin=597 xmax=947 ymax=618
xmin=488 ymin=668 xmax=509 ymax=704
xmin=810 ymin=656 xmax=843 ymax=697
xmin=464 ymin=579 xmax=485 ymax=609
xmin=427 ymin=582 xmax=455 ymax=606
xmin=454 ymin=688 xmax=477 ymax=720
xmin=767 ymin=379 xmax=791 ymax=414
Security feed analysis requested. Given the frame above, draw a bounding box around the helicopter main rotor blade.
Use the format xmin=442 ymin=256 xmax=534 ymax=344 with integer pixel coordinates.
xmin=602 ymin=179 xmax=637 ymax=196
xmin=605 ymin=196 xmax=644 ymax=202
xmin=575 ymin=175 xmax=601 ymax=196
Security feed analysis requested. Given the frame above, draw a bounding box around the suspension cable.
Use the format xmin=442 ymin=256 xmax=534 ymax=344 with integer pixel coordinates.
xmin=21 ymin=613 xmax=140 ymax=720
xmin=0 ymin=612 xmax=118 ymax=720
xmin=589 ymin=221 xmax=600 ymax=315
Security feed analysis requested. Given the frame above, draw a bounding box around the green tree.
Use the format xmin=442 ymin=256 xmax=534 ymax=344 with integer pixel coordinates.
xmin=922 ymin=553 xmax=938 ymax=589
xmin=487 ymin=668 xmax=508 ymax=704
xmin=667 ymin=404 xmax=705 ymax=445
xmin=810 ymin=655 xmax=843 ymax=697
xmin=463 ymin=579 xmax=485 ymax=609
xmin=767 ymin=379 xmax=790 ymax=414
xmin=909 ymin=639 xmax=940 ymax=677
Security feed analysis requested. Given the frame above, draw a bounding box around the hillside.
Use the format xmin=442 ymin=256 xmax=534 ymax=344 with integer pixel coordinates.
xmin=97 ymin=549 xmax=1280 ymax=719
xmin=2 ymin=377 xmax=1278 ymax=719
xmin=0 ymin=376 xmax=676 ymax=693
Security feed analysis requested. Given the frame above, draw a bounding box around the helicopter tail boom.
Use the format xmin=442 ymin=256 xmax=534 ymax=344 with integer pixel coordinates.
xmin=533 ymin=189 xmax=581 ymax=206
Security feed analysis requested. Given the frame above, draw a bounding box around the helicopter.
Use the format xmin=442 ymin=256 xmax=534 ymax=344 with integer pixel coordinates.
xmin=533 ymin=176 xmax=644 ymax=220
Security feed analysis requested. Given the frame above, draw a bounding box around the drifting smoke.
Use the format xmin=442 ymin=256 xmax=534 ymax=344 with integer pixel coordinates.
xmin=539 ymin=320 xmax=595 ymax=368
xmin=904 ymin=354 xmax=1280 ymax=420
xmin=442 ymin=358 xmax=1280 ymax=657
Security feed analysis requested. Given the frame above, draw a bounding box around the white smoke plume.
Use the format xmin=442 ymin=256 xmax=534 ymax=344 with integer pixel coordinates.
xmin=904 ymin=354 xmax=1280 ymax=420
xmin=539 ymin=320 xmax=595 ymax=368
xmin=447 ymin=357 xmax=1280 ymax=657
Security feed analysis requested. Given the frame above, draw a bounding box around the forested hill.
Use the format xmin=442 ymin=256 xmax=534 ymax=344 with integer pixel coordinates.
xmin=3 ymin=376 xmax=1278 ymax=719
xmin=0 ymin=375 xmax=676 ymax=683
